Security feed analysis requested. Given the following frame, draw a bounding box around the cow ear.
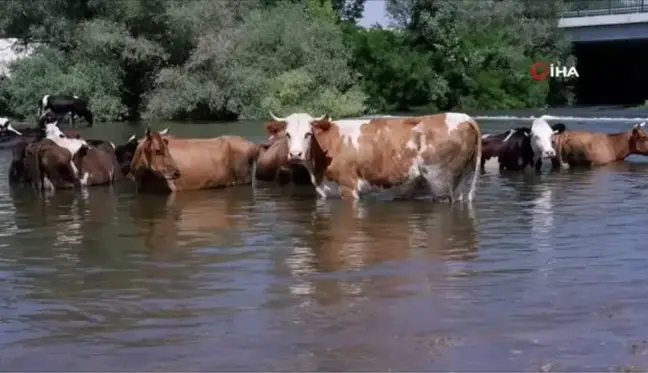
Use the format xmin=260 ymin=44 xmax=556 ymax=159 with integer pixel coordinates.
xmin=311 ymin=119 xmax=332 ymax=132
xmin=265 ymin=121 xmax=286 ymax=136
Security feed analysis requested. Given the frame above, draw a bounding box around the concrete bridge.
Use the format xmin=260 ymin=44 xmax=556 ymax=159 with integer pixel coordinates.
xmin=559 ymin=0 xmax=648 ymax=42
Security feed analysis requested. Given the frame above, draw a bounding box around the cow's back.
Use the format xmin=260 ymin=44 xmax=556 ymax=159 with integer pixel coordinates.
xmin=75 ymin=147 xmax=122 ymax=185
xmin=554 ymin=130 xmax=616 ymax=166
xmin=166 ymin=136 xmax=251 ymax=190
xmin=360 ymin=113 xmax=479 ymax=173
xmin=414 ymin=113 xmax=480 ymax=172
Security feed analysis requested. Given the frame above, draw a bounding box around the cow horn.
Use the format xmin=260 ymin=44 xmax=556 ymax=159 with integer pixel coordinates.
xmin=128 ymin=134 xmax=137 ymax=142
xmin=269 ymin=111 xmax=286 ymax=122
xmin=313 ymin=113 xmax=327 ymax=121
xmin=159 ymin=128 xmax=169 ymax=135
xmin=6 ymin=124 xmax=22 ymax=136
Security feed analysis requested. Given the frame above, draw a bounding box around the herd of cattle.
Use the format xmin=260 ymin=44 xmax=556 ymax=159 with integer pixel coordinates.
xmin=1 ymin=96 xmax=648 ymax=202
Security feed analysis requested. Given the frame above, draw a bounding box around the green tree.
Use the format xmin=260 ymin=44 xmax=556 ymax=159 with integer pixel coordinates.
xmin=145 ymin=1 xmax=367 ymax=120
xmin=378 ymin=0 xmax=574 ymax=110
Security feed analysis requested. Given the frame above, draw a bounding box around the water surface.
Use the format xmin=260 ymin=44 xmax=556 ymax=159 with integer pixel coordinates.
xmin=2 ymin=113 xmax=648 ymax=371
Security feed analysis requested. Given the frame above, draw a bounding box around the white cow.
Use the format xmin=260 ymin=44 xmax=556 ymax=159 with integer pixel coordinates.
xmin=529 ymin=115 xmax=564 ymax=160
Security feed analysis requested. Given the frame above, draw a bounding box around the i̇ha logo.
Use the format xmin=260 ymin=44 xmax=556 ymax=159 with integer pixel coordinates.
xmin=529 ymin=61 xmax=579 ymax=81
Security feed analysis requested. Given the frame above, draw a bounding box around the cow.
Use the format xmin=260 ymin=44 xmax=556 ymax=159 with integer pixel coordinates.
xmin=71 ymin=142 xmax=124 ymax=186
xmin=2 ymin=114 xmax=81 ymax=143
xmin=264 ymin=111 xmax=482 ymax=202
xmin=39 ymin=94 xmax=94 ymax=127
xmin=481 ymin=119 xmax=567 ymax=172
xmin=20 ymin=124 xmax=122 ymax=190
xmin=551 ymin=121 xmax=648 ymax=169
xmin=0 ymin=117 xmax=21 ymax=136
xmin=8 ymin=140 xmax=31 ymax=184
xmin=255 ymin=135 xmax=312 ymax=185
xmin=114 ymin=128 xmax=169 ymax=177
xmin=1 ymin=125 xmax=81 ymax=143
xmin=85 ymin=139 xmax=116 ymax=154
xmin=0 ymin=117 xmax=25 ymax=149
xmin=130 ymin=128 xmax=259 ymax=193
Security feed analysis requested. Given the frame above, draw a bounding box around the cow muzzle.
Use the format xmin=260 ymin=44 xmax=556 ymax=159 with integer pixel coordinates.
xmin=542 ymin=149 xmax=556 ymax=158
xmin=168 ymin=170 xmax=181 ymax=180
xmin=288 ymin=152 xmax=306 ymax=163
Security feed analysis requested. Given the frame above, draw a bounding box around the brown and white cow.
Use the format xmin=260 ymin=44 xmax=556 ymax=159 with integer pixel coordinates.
xmin=551 ymin=122 xmax=648 ymax=169
xmin=264 ymin=112 xmax=482 ymax=202
xmin=21 ymin=138 xmax=123 ymax=191
xmin=130 ymin=128 xmax=260 ymax=193
xmin=255 ymin=135 xmax=312 ymax=185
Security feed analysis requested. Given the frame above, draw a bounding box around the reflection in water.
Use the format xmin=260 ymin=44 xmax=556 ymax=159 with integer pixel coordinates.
xmin=273 ymin=199 xmax=478 ymax=313
xmin=3 ymin=119 xmax=648 ymax=370
xmin=131 ymin=188 xmax=253 ymax=252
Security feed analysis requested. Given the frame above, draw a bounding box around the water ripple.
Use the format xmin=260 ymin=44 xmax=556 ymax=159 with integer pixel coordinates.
xmin=1 ymin=120 xmax=648 ymax=370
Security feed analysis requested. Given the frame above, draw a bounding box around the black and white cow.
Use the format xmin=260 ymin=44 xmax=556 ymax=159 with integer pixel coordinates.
xmin=481 ymin=117 xmax=567 ymax=172
xmin=0 ymin=117 xmax=26 ymax=149
xmin=39 ymin=95 xmax=94 ymax=127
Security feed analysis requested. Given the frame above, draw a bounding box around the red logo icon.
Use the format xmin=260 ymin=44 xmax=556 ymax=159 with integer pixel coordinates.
xmin=529 ymin=61 xmax=550 ymax=81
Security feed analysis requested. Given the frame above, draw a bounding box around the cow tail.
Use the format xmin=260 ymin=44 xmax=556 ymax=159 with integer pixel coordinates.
xmin=467 ymin=117 xmax=482 ymax=202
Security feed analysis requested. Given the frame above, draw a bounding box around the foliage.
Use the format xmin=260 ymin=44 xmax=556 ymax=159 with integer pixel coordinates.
xmin=377 ymin=0 xmax=574 ymax=111
xmin=145 ymin=0 xmax=366 ymax=120
xmin=3 ymin=47 xmax=125 ymax=121
xmin=0 ymin=0 xmax=574 ymax=123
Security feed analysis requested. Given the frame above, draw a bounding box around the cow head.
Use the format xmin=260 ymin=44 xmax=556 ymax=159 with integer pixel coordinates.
xmin=132 ymin=127 xmax=181 ymax=180
xmin=266 ymin=111 xmax=327 ymax=163
xmin=0 ymin=117 xmax=22 ymax=136
xmin=630 ymin=122 xmax=648 ymax=155
xmin=528 ymin=116 xmax=563 ymax=159
xmin=44 ymin=122 xmax=66 ymax=139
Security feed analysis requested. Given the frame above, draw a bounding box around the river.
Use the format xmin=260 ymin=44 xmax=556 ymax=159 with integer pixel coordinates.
xmin=2 ymin=109 xmax=648 ymax=371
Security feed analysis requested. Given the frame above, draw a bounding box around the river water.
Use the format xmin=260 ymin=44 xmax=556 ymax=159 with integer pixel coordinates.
xmin=2 ymin=110 xmax=648 ymax=371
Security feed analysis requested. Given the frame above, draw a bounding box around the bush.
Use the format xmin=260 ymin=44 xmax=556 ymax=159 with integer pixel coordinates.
xmin=0 ymin=0 xmax=574 ymax=123
xmin=145 ymin=0 xmax=368 ymax=120
xmin=4 ymin=47 xmax=126 ymax=121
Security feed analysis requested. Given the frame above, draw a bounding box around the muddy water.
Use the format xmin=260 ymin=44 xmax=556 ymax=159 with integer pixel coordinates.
xmin=1 ymin=115 xmax=648 ymax=371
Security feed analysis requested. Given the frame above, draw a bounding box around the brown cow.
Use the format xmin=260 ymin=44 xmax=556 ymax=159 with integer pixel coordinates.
xmin=130 ymin=128 xmax=260 ymax=193
xmin=551 ymin=122 xmax=648 ymax=169
xmin=255 ymin=135 xmax=311 ymax=185
xmin=265 ymin=112 xmax=482 ymax=202
xmin=25 ymin=139 xmax=80 ymax=190
xmin=72 ymin=144 xmax=124 ymax=186
xmin=20 ymin=124 xmax=122 ymax=190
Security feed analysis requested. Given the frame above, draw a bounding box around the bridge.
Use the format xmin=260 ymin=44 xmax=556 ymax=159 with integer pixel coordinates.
xmin=558 ymin=1 xmax=648 ymax=106
xmin=559 ymin=0 xmax=648 ymax=42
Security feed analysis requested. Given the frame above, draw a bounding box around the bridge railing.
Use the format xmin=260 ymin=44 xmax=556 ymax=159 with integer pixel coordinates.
xmin=561 ymin=0 xmax=648 ymax=17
